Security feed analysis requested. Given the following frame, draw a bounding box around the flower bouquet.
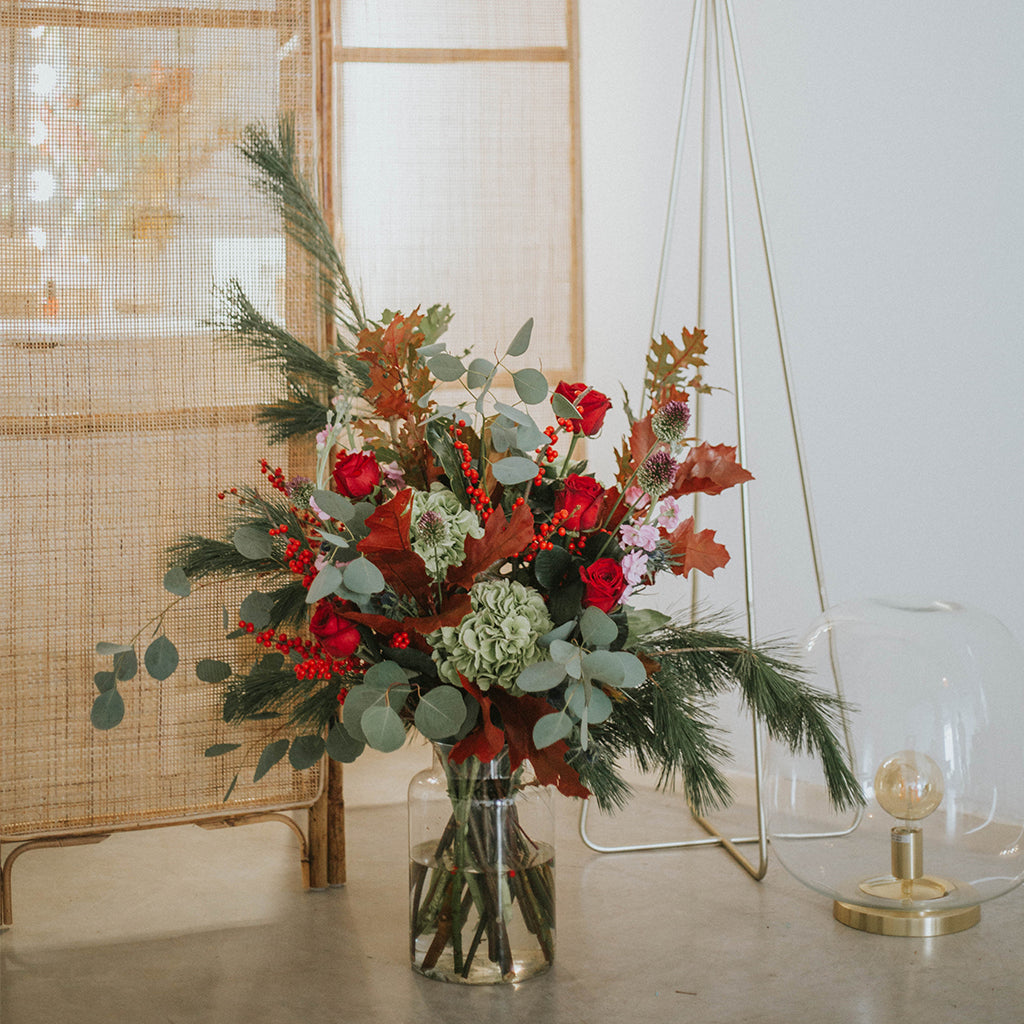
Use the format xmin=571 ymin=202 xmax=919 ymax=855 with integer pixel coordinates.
xmin=92 ymin=120 xmax=862 ymax=983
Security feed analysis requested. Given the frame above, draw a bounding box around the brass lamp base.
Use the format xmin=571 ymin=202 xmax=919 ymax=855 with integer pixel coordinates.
xmin=833 ymin=900 xmax=980 ymax=937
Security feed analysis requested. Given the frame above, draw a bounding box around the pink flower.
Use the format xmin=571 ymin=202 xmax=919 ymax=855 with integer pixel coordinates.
xmin=619 ymin=522 xmax=660 ymax=552
xmin=655 ymin=496 xmax=685 ymax=532
xmin=621 ymin=550 xmax=649 ymax=586
xmin=381 ymin=461 xmax=406 ymax=488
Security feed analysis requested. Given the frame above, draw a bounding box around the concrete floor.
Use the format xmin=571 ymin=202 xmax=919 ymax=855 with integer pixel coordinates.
xmin=3 ymin=743 xmax=1023 ymax=1024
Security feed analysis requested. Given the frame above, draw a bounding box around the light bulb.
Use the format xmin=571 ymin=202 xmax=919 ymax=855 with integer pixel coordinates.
xmin=874 ymin=750 xmax=944 ymax=822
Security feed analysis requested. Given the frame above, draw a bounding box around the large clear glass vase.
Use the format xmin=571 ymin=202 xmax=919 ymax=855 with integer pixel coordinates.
xmin=408 ymin=744 xmax=555 ymax=984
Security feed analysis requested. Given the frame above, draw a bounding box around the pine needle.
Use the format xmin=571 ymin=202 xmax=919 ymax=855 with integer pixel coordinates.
xmin=236 ymin=118 xmax=368 ymax=335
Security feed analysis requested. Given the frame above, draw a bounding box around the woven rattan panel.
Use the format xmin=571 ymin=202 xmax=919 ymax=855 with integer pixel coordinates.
xmin=0 ymin=0 xmax=321 ymax=840
xmin=331 ymin=0 xmax=582 ymax=381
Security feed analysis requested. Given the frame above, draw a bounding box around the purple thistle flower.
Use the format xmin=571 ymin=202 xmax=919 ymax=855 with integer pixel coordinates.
xmin=651 ymin=400 xmax=691 ymax=444
xmin=637 ymin=449 xmax=679 ymax=499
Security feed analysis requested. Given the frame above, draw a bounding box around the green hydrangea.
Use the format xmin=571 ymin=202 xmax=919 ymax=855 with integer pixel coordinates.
xmin=433 ymin=579 xmax=554 ymax=691
xmin=409 ymin=486 xmax=485 ymax=580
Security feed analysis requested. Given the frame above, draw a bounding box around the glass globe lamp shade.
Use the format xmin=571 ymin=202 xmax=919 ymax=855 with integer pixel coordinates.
xmin=765 ymin=598 xmax=1024 ymax=936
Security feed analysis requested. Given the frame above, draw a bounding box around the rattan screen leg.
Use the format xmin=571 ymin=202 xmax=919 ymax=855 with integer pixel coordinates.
xmin=326 ymin=758 xmax=346 ymax=885
xmin=308 ymin=789 xmax=329 ymax=889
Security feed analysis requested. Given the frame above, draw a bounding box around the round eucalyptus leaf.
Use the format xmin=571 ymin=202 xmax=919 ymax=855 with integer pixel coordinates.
xmin=305 ymin=564 xmax=344 ymax=604
xmin=581 ymin=648 xmax=626 ymax=686
xmin=311 ymin=489 xmax=355 ymax=523
xmin=196 ymin=659 xmax=233 ymax=684
xmin=363 ymin=660 xmax=408 ymax=690
xmin=581 ymin=605 xmax=618 ymax=648
xmin=289 ymin=733 xmax=326 ymax=770
xmin=253 ymin=738 xmax=290 ymax=782
xmin=361 ymin=705 xmax=407 ymax=752
xmin=493 ymin=401 xmax=536 ymax=427
xmin=540 ymin=620 xmax=577 ymax=646
xmin=96 ymin=641 xmax=133 ymax=656
xmin=490 ymin=422 xmax=517 ymax=454
xmin=239 ymin=589 xmax=275 ymax=629
xmin=94 ymin=670 xmax=116 ymax=693
xmin=515 ymin=659 xmax=567 ymax=693
xmin=414 ymin=687 xmax=468 ymax=740
xmin=112 ymin=647 xmax=138 ymax=681
xmin=466 ymin=357 xmax=496 ymax=390
xmin=549 ymin=638 xmax=581 ymax=670
xmin=613 ymin=650 xmax=649 ymax=688
xmin=427 ymin=352 xmax=467 ymax=382
xmin=233 ymin=525 xmax=273 ymax=560
xmin=91 ymin=689 xmax=124 ymax=730
xmin=532 ymin=710 xmax=572 ymax=749
xmin=515 ymin=420 xmax=548 ymax=453
xmin=512 ymin=367 xmax=549 ymax=405
xmin=144 ymin=635 xmax=179 ymax=681
xmin=339 ymin=686 xmax=383 ymax=742
xmin=505 ymin=317 xmax=534 ymax=358
xmin=326 ymin=723 xmax=365 ymax=763
xmin=162 ymin=566 xmax=191 ymax=597
xmin=491 ymin=456 xmax=540 ymax=485
xmin=566 ymin=681 xmax=614 ymax=724
xmin=343 ymin=557 xmax=386 ymax=595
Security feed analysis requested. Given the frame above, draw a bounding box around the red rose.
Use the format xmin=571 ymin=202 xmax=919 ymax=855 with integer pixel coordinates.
xmin=332 ymin=450 xmax=381 ymax=499
xmin=309 ymin=600 xmax=361 ymax=657
xmin=554 ymin=381 xmax=612 ymax=436
xmin=554 ymin=474 xmax=605 ymax=532
xmin=579 ymin=557 xmax=627 ymax=613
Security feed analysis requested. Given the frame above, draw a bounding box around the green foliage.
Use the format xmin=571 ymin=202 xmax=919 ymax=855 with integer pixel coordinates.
xmin=254 ymin=738 xmax=290 ymax=782
xmin=237 ymin=118 xmax=368 ymax=336
xmin=91 ymin=688 xmax=125 ymax=730
xmin=577 ymin=620 xmax=863 ymax=815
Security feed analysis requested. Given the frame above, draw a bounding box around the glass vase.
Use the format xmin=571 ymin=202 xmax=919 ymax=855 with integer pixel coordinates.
xmin=408 ymin=744 xmax=555 ymax=984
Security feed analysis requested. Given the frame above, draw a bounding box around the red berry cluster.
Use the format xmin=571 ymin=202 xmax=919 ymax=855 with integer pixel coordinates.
xmin=268 ymin=522 xmax=289 ymax=537
xmin=217 ymin=486 xmax=241 ymax=502
xmin=249 ymin=625 xmax=311 ymax=657
xmin=389 ymin=631 xmax=411 ymax=650
xmin=449 ymin=421 xmax=495 ymax=521
xmin=295 ymin=653 xmax=355 ymax=681
xmin=259 ymin=459 xmax=289 ymax=494
xmin=527 ymin=425 xmax=559 ymax=487
xmin=238 ymin=620 xmax=362 ymax=683
xmin=522 ymin=507 xmax=573 ymax=563
xmin=537 ymin=424 xmax=560 ymax=464
xmin=284 ymin=536 xmax=317 ymax=587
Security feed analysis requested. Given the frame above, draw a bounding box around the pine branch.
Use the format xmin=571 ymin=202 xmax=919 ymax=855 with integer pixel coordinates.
xmin=637 ymin=624 xmax=864 ymax=812
xmin=211 ymin=279 xmax=353 ymax=393
xmin=257 ymin=392 xmax=334 ymax=444
xmin=237 ymin=118 xmax=368 ymax=335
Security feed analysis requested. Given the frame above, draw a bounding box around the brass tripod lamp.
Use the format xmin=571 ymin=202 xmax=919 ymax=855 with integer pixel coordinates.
xmin=765 ymin=598 xmax=1024 ymax=937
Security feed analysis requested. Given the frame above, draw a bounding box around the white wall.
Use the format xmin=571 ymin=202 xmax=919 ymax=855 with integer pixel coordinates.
xmin=578 ymin=1 xmax=1024 ymax=649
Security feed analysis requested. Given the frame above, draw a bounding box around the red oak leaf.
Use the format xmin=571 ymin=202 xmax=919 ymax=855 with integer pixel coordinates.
xmin=486 ymin=686 xmax=591 ymax=799
xmin=356 ymin=489 xmax=433 ymax=607
xmin=404 ymin=594 xmax=473 ymax=636
xmin=670 ymin=442 xmax=753 ymax=497
xmin=446 ymin=501 xmax=535 ymax=590
xmin=628 ymin=414 xmax=658 ymax=466
xmin=342 ymin=611 xmax=404 ymax=636
xmin=664 ymin=515 xmax=731 ymax=578
xmin=450 ymin=679 xmax=507 ymax=765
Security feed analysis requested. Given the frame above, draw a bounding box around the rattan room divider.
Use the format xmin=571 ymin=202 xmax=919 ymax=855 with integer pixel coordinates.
xmin=0 ymin=0 xmax=582 ymax=924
